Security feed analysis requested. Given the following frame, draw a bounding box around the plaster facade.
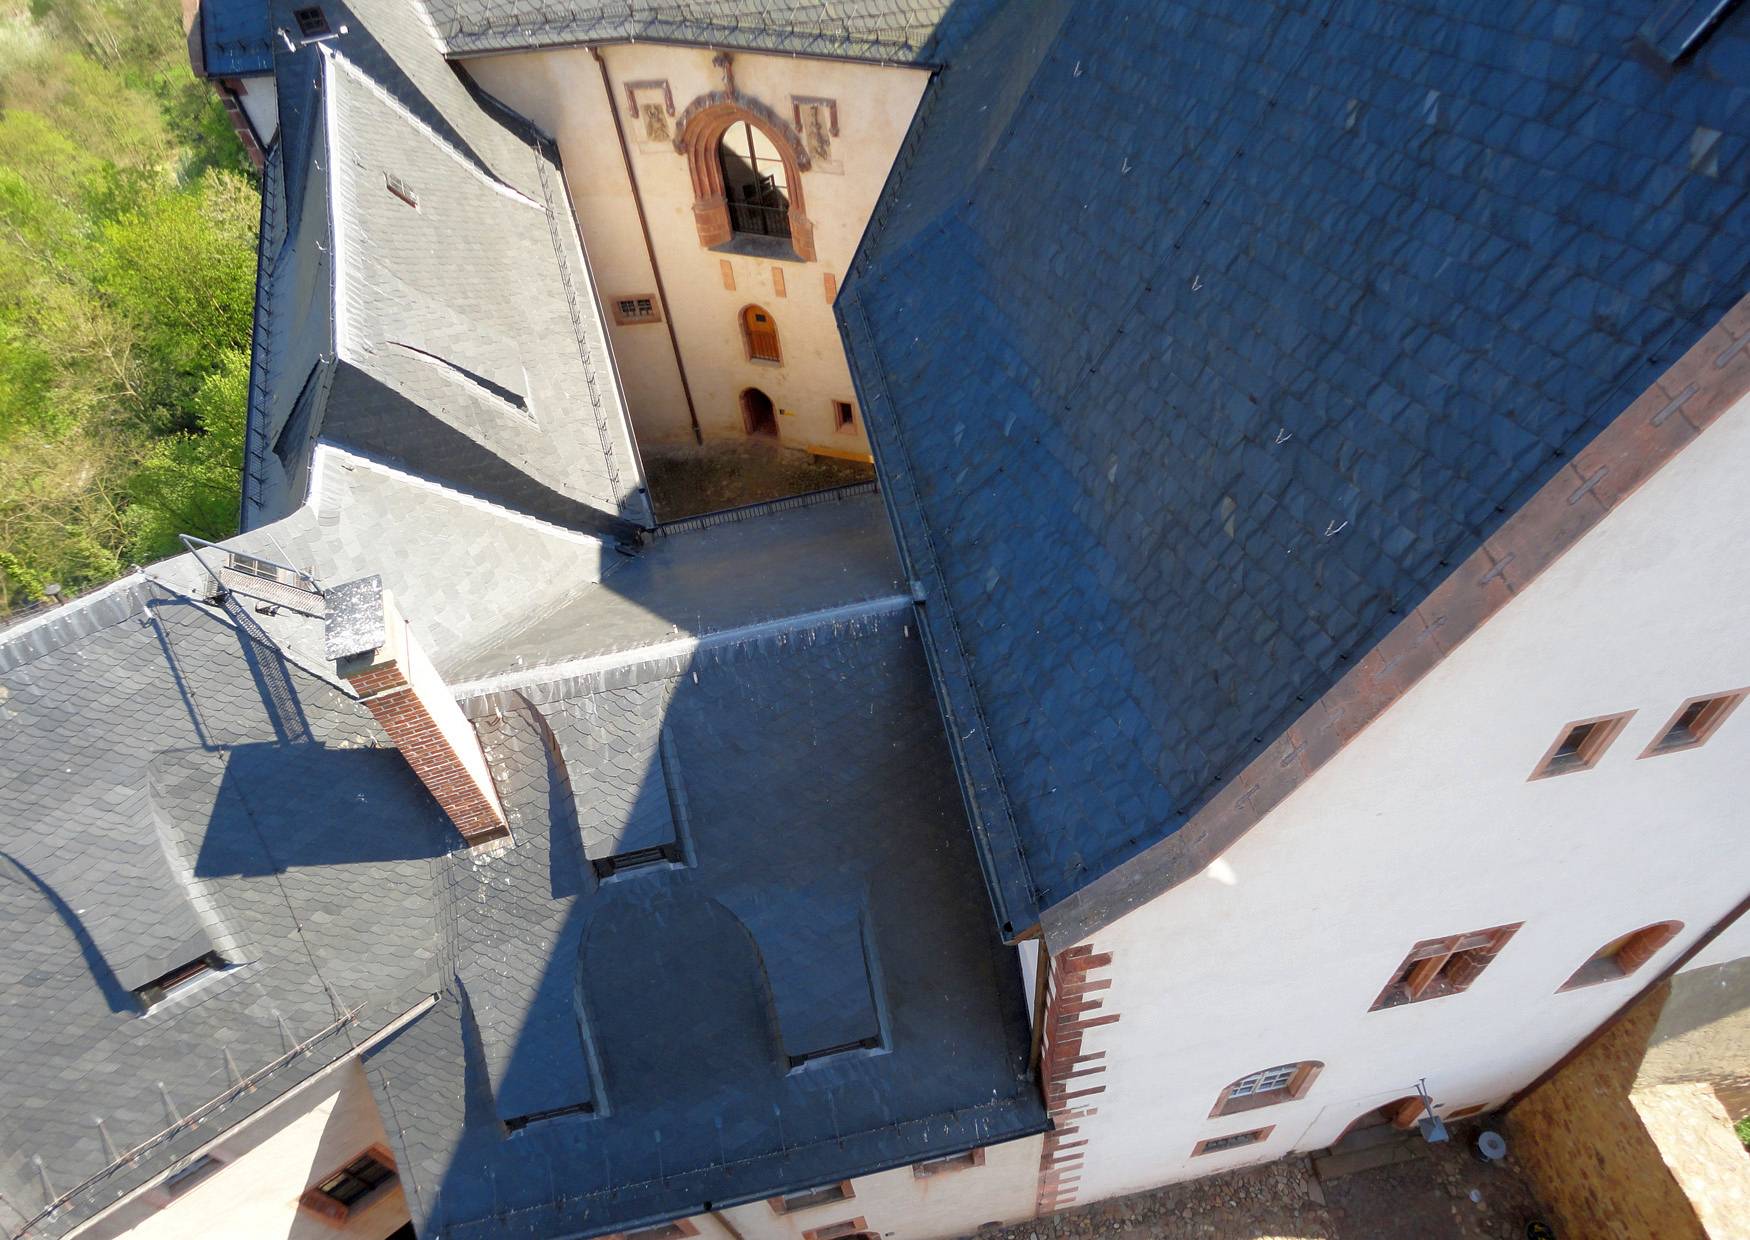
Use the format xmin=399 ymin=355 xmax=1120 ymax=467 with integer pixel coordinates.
xmin=1053 ymin=389 xmax=1750 ymax=1204
xmin=462 ymin=44 xmax=928 ymax=456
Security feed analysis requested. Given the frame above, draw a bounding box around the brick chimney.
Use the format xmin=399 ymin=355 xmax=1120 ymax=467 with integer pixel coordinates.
xmin=324 ymin=576 xmax=509 ymax=846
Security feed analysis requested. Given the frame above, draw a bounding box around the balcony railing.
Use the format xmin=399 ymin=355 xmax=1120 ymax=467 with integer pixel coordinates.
xmin=728 ymin=199 xmax=791 ymax=240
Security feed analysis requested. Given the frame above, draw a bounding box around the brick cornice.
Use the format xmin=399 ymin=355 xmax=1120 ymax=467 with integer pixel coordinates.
xmin=1035 ymin=946 xmax=1116 ymax=1216
xmin=1044 ymin=293 xmax=1750 ymax=947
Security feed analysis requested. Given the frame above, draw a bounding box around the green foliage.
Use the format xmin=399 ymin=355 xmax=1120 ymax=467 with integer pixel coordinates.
xmin=0 ymin=0 xmax=256 ymax=611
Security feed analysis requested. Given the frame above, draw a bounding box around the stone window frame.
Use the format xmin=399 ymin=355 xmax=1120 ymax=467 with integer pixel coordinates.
xmin=1370 ymin=923 xmax=1522 ymax=1011
xmin=1190 ymin=1125 xmax=1274 ymax=1157
xmin=768 ymin=1181 xmax=854 ymax=1214
xmin=610 ymin=294 xmax=662 ymax=326
xmin=675 ymin=95 xmax=816 ymax=262
xmin=1528 ymin=710 xmax=1636 ymax=780
xmin=296 ymin=1144 xmax=398 ymax=1227
xmin=1208 ymin=1060 xmax=1323 ymax=1118
xmin=1558 ymin=921 xmax=1684 ymax=991
xmin=1639 ymin=688 xmax=1747 ymax=757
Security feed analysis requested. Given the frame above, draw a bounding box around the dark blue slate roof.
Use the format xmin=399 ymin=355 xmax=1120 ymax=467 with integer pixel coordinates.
xmin=200 ymin=0 xmax=274 ymax=77
xmin=839 ymin=0 xmax=1750 ymax=931
xmin=367 ymin=607 xmax=1045 ymax=1239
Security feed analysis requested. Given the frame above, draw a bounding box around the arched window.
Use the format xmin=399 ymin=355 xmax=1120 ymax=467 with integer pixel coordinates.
xmin=719 ymin=122 xmax=791 ymax=241
xmin=1209 ymin=1060 xmax=1323 ymax=1117
xmin=676 ymin=100 xmax=815 ymax=261
xmin=742 ymin=305 xmax=781 ymax=363
xmin=1559 ymin=922 xmax=1683 ymax=991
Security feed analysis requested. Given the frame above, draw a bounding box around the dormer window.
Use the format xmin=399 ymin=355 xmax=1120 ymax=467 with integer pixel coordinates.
xmin=591 ymin=842 xmax=683 ymax=881
xmin=135 ymin=953 xmax=225 ymax=1010
xmin=292 ymin=6 xmax=331 ymax=38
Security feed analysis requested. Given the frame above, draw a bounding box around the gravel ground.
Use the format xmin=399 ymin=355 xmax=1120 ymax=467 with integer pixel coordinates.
xmin=975 ymin=1128 xmax=1554 ymax=1240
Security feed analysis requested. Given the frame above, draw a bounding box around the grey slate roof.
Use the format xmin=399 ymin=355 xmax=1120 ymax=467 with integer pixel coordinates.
xmin=0 ymin=581 xmax=445 ymax=1238
xmin=838 ymin=0 xmax=1750 ymax=934
xmin=243 ymin=0 xmax=650 ymax=536
xmin=424 ymin=0 xmax=994 ymax=63
xmin=367 ymin=605 xmax=1045 ymax=1239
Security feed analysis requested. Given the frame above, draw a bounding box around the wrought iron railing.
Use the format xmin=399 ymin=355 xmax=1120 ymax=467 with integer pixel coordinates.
xmin=728 ymin=199 xmax=790 ymax=240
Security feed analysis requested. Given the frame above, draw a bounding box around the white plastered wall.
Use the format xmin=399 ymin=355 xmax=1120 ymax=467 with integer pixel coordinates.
xmin=684 ymin=1133 xmax=1044 ymax=1240
xmin=86 ymin=1060 xmax=408 ymax=1240
xmin=462 ymin=45 xmax=928 ymax=453
xmin=1064 ymin=389 xmax=1750 ymax=1203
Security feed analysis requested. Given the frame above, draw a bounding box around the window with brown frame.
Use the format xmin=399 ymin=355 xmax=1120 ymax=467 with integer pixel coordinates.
xmin=1191 ymin=1125 xmax=1273 ymax=1157
xmin=833 ymin=400 xmax=855 ymax=433
xmin=1641 ymin=690 xmax=1746 ymax=757
xmin=384 ymin=173 xmax=418 ymax=209
xmin=1371 ymin=923 xmax=1521 ymax=1010
xmin=802 ymin=1217 xmax=872 ymax=1240
xmin=296 ymin=1147 xmax=397 ymax=1225
xmin=1559 ymin=921 xmax=1683 ymax=991
xmin=1209 ymin=1061 xmax=1323 ymax=1117
xmin=913 ymin=1147 xmax=985 ymax=1177
xmin=1529 ymin=711 xmax=1635 ymax=779
xmin=611 ymin=295 xmax=662 ymax=325
xmin=768 ymin=1181 xmax=853 ymax=1214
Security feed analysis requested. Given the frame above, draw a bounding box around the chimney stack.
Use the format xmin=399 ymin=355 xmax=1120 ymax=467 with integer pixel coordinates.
xmin=325 ymin=576 xmax=509 ymax=846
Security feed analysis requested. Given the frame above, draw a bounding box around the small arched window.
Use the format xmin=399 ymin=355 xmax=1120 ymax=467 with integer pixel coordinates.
xmin=742 ymin=305 xmax=781 ymax=362
xmin=1559 ymin=922 xmax=1683 ymax=991
xmin=1209 ymin=1060 xmax=1323 ymax=1117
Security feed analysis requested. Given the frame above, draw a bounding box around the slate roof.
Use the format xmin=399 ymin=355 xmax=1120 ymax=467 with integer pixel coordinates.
xmin=423 ymin=0 xmax=995 ymax=63
xmin=0 ymin=580 xmax=446 ymax=1237
xmin=366 ymin=604 xmax=1045 ymax=1239
xmin=243 ymin=0 xmax=650 ymax=536
xmin=838 ymin=0 xmax=1750 ymax=934
xmin=198 ymin=0 xmax=273 ymax=77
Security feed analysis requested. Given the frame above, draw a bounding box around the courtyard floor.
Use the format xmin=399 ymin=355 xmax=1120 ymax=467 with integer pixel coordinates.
xmin=641 ymin=441 xmax=875 ymax=522
xmin=977 ymin=1126 xmax=1555 ymax=1240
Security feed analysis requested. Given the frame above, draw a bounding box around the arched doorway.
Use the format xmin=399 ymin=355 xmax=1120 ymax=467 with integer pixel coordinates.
xmin=740 ymin=387 xmax=777 ymax=437
xmin=1334 ymin=1096 xmax=1423 ymax=1146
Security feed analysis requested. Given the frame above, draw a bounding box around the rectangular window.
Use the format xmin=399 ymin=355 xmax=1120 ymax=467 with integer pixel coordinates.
xmin=913 ymin=1148 xmax=984 ymax=1177
xmin=611 ymin=294 xmax=662 ymax=325
xmin=385 ymin=173 xmax=418 ymax=209
xmin=135 ymin=953 xmax=225 ymax=1010
xmin=768 ymin=1181 xmax=853 ymax=1214
xmin=1529 ymin=711 xmax=1634 ymax=779
xmin=1371 ymin=924 xmax=1521 ymax=1010
xmin=833 ymin=400 xmax=855 ymax=433
xmin=298 ymin=1148 xmax=398 ymax=1224
xmin=292 ymin=6 xmax=331 ymax=37
xmin=1641 ymin=690 xmax=1746 ymax=757
xmin=803 ymin=1220 xmax=869 ymax=1240
xmin=162 ymin=1154 xmax=225 ymax=1198
xmin=1191 ymin=1126 xmax=1273 ymax=1156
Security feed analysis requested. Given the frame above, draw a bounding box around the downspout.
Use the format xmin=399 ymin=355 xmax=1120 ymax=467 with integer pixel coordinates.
xmin=592 ymin=46 xmax=703 ymax=446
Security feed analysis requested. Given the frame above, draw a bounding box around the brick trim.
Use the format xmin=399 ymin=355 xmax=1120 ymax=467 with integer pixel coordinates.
xmin=1035 ymin=945 xmax=1117 ymax=1216
xmin=1044 ymin=293 xmax=1750 ymax=946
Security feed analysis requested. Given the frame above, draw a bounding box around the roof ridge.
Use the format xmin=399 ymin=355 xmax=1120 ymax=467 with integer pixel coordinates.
xmin=0 ymin=575 xmax=158 ymax=673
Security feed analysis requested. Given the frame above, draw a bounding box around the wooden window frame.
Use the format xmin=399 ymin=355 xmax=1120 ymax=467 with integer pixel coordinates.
xmin=768 ymin=1181 xmax=854 ymax=1214
xmin=296 ymin=1145 xmax=398 ymax=1227
xmin=1529 ymin=710 xmax=1635 ymax=779
xmin=1190 ymin=1125 xmax=1274 ymax=1157
xmin=832 ymin=400 xmax=856 ymax=434
xmin=802 ymin=1217 xmax=870 ymax=1240
xmin=1370 ymin=923 xmax=1522 ymax=1011
xmin=912 ymin=1147 xmax=985 ymax=1178
xmin=1640 ymin=689 xmax=1747 ymax=757
xmin=1559 ymin=921 xmax=1684 ymax=991
xmin=1208 ymin=1061 xmax=1323 ymax=1118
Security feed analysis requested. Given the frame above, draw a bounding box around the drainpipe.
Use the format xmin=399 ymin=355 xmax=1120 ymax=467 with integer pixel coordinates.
xmin=592 ymin=46 xmax=703 ymax=446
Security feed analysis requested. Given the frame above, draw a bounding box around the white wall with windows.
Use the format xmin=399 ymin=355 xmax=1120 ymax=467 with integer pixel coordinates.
xmin=1062 ymin=390 xmax=1750 ymax=1203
